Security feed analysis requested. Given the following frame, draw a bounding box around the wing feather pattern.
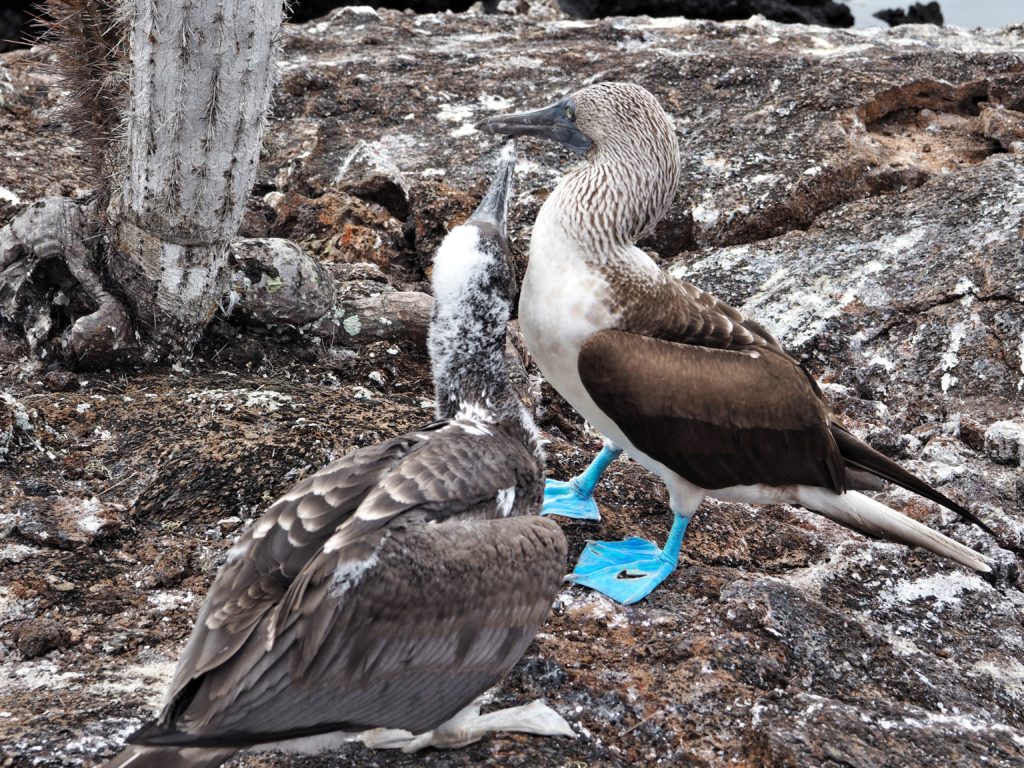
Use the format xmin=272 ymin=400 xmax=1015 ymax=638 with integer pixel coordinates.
xmin=135 ymin=420 xmax=563 ymax=749
xmin=579 ymin=325 xmax=992 ymax=534
xmin=160 ymin=435 xmax=422 ymax=718
xmin=141 ymin=516 xmax=565 ymax=747
xmin=578 ymin=330 xmax=845 ymax=491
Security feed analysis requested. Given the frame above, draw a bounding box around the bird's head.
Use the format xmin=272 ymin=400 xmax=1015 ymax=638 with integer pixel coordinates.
xmin=476 ymin=82 xmax=677 ymax=164
xmin=430 ymin=140 xmax=518 ymax=353
xmin=476 ymin=83 xmax=680 ymax=245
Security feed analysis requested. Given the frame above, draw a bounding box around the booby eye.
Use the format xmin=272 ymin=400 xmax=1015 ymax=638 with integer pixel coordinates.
xmin=565 ymin=105 xmax=575 ymax=121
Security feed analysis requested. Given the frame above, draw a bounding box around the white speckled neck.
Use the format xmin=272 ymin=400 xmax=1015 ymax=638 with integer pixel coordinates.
xmin=428 ymin=222 xmax=540 ymax=458
xmin=537 ymin=83 xmax=681 ymax=264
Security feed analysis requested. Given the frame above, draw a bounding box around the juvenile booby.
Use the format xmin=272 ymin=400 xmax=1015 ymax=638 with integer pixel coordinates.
xmin=102 ymin=142 xmax=570 ymax=767
xmin=477 ymin=82 xmax=995 ymax=604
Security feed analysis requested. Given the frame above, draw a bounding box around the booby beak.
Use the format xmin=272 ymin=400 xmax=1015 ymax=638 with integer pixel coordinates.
xmin=476 ymin=97 xmax=593 ymax=156
xmin=467 ymin=139 xmax=517 ymax=240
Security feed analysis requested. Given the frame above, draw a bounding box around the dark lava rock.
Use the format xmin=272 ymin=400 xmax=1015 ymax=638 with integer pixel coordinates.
xmin=41 ymin=370 xmax=79 ymax=392
xmin=14 ymin=496 xmax=126 ymax=550
xmin=875 ymin=1 xmax=944 ymax=27
xmin=9 ymin=618 xmax=70 ymax=659
xmin=150 ymin=546 xmax=191 ymax=589
xmin=559 ymin=0 xmax=853 ymax=25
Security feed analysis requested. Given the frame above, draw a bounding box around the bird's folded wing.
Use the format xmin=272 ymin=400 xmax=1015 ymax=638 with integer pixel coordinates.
xmin=157 ymin=423 xmax=542 ymax=732
xmin=578 ymin=329 xmax=845 ymax=491
xmin=143 ymin=515 xmax=567 ymax=745
xmin=160 ymin=433 xmax=425 ymax=713
xmin=632 ymin=277 xmax=786 ymax=353
xmin=339 ymin=419 xmax=540 ymax=535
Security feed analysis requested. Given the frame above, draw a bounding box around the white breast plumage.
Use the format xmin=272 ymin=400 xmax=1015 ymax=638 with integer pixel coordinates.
xmin=519 ymin=214 xmax=616 ymax=413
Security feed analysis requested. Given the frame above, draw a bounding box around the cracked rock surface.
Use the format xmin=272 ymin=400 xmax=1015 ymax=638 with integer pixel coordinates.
xmin=1 ymin=10 xmax=1023 ymax=768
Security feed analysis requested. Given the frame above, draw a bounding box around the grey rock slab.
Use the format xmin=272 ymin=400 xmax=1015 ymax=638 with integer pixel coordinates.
xmin=669 ymin=156 xmax=1024 ymax=400
xmin=227 ymin=237 xmax=337 ymax=327
xmin=267 ymin=11 xmax=1024 ymax=261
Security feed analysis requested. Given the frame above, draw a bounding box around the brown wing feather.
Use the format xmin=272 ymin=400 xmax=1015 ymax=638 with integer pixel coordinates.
xmin=141 ymin=515 xmax=566 ymax=746
xmin=616 ymin=274 xmax=785 ymax=353
xmin=162 ymin=435 xmax=420 ymax=714
xmin=578 ymin=330 xmax=845 ymax=491
xmin=143 ymin=422 xmax=552 ymax=746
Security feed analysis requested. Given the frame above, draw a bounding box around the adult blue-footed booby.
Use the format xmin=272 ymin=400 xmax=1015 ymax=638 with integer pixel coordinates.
xmin=102 ymin=142 xmax=571 ymax=767
xmin=477 ymin=82 xmax=995 ymax=605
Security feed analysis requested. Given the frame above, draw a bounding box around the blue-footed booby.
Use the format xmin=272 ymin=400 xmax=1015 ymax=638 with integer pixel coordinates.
xmin=102 ymin=142 xmax=571 ymax=767
xmin=477 ymin=82 xmax=995 ymax=604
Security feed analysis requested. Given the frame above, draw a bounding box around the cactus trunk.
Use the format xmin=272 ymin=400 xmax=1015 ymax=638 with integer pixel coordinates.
xmin=107 ymin=0 xmax=284 ymax=355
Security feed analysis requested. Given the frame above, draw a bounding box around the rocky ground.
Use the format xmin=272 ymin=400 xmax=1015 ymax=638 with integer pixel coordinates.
xmin=1 ymin=9 xmax=1023 ymax=768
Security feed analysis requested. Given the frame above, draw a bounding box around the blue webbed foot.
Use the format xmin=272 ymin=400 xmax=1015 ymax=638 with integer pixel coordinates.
xmin=567 ymin=537 xmax=677 ymax=604
xmin=542 ymin=478 xmax=602 ymax=521
xmin=540 ymin=441 xmax=623 ymax=521
xmin=567 ymin=515 xmax=691 ymax=604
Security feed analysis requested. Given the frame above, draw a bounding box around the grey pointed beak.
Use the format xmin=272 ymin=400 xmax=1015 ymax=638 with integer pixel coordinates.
xmin=476 ymin=98 xmax=592 ymax=156
xmin=468 ymin=139 xmax=517 ymax=239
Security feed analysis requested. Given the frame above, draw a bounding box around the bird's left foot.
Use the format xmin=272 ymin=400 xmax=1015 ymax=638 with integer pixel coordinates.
xmin=567 ymin=537 xmax=678 ymax=605
xmin=359 ymin=698 xmax=575 ymax=752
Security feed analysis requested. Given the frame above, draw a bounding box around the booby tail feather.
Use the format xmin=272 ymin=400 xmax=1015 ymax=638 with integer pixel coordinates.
xmin=830 ymin=424 xmax=997 ymax=537
xmin=795 ymin=487 xmax=992 ymax=573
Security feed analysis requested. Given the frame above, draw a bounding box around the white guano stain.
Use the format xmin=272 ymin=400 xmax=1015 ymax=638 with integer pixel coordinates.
xmin=973 ymin=658 xmax=1024 ymax=702
xmin=953 ymin=276 xmax=976 ymax=296
xmin=691 ymin=202 xmax=719 ymax=227
xmin=338 ymin=6 xmax=379 ymax=17
xmin=939 ymin=320 xmax=969 ymax=392
xmin=436 ymin=103 xmax=474 ymax=123
xmin=77 ymin=510 xmax=106 ymax=535
xmin=555 ymin=587 xmax=628 ymax=629
xmin=866 ymin=354 xmax=895 ymax=372
xmin=186 ymin=389 xmax=294 ymax=413
xmin=146 ymin=590 xmax=195 ymax=613
xmin=879 ymin=570 xmax=989 ymax=611
xmin=478 ymin=94 xmax=512 ymax=112
xmin=719 ymin=248 xmax=890 ymax=349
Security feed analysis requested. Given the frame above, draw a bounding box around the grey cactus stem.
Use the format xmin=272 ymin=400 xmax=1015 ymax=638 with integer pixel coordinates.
xmin=106 ymin=0 xmax=284 ymax=355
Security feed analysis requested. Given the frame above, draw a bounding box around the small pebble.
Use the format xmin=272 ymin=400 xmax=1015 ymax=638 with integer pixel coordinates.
xmin=42 ymin=371 xmax=79 ymax=392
